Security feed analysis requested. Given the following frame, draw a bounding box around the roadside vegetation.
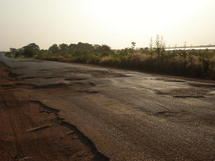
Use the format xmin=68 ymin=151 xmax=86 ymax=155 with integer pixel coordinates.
xmin=6 ymin=37 xmax=215 ymax=80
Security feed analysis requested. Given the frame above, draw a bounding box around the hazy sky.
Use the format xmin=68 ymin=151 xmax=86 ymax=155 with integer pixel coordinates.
xmin=0 ymin=0 xmax=215 ymax=50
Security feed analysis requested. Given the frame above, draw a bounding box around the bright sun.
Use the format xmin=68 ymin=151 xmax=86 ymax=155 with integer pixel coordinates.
xmin=87 ymin=0 xmax=200 ymax=33
xmin=75 ymin=0 xmax=208 ymax=47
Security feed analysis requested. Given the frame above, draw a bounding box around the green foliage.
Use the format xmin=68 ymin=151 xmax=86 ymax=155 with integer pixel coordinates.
xmin=48 ymin=44 xmax=59 ymax=54
xmin=7 ymin=42 xmax=215 ymax=80
xmin=22 ymin=43 xmax=40 ymax=57
xmin=9 ymin=43 xmax=40 ymax=58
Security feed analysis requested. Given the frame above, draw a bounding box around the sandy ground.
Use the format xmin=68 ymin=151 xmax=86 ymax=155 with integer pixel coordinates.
xmin=0 ymin=54 xmax=215 ymax=161
xmin=0 ymin=63 xmax=109 ymax=161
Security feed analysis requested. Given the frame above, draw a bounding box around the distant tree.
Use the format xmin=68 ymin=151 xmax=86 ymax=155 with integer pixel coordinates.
xmin=95 ymin=45 xmax=113 ymax=55
xmin=131 ymin=42 xmax=136 ymax=49
xmin=74 ymin=42 xmax=94 ymax=55
xmin=22 ymin=43 xmax=40 ymax=57
xmin=69 ymin=44 xmax=76 ymax=50
xmin=59 ymin=43 xmax=69 ymax=51
xmin=9 ymin=48 xmax=19 ymax=57
xmin=155 ymin=35 xmax=165 ymax=55
xmin=48 ymin=44 xmax=59 ymax=54
xmin=77 ymin=42 xmax=94 ymax=51
xmin=10 ymin=48 xmax=17 ymax=53
xmin=149 ymin=37 xmax=153 ymax=51
xmin=93 ymin=45 xmax=100 ymax=50
xmin=160 ymin=36 xmax=165 ymax=49
xmin=155 ymin=35 xmax=161 ymax=51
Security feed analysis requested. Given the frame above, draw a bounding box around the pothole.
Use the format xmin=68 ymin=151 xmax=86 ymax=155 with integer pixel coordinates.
xmin=77 ymin=90 xmax=99 ymax=94
xmin=155 ymin=111 xmax=177 ymax=117
xmin=189 ymin=83 xmax=215 ymax=88
xmin=21 ymin=76 xmax=58 ymax=80
xmin=33 ymin=83 xmax=69 ymax=89
xmin=154 ymin=110 xmax=187 ymax=118
xmin=157 ymin=88 xmax=208 ymax=98
xmin=65 ymin=78 xmax=88 ymax=81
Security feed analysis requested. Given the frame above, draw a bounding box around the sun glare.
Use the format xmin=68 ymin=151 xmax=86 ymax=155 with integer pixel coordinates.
xmin=88 ymin=0 xmax=201 ymax=34
xmin=0 ymin=0 xmax=214 ymax=50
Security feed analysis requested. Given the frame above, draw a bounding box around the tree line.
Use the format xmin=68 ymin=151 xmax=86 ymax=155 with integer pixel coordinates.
xmin=6 ymin=39 xmax=215 ymax=80
xmin=8 ymin=42 xmax=113 ymax=58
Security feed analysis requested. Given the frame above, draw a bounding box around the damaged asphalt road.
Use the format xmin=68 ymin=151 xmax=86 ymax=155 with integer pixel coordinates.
xmin=0 ymin=54 xmax=215 ymax=161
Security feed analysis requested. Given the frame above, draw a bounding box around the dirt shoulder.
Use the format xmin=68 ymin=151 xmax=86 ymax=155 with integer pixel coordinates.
xmin=0 ymin=63 xmax=109 ymax=161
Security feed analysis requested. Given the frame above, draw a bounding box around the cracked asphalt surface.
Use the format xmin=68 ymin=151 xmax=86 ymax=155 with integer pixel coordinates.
xmin=1 ymin=54 xmax=215 ymax=161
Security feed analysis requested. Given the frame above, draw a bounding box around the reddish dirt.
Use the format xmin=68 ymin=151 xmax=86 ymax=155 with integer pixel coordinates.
xmin=0 ymin=63 xmax=108 ymax=161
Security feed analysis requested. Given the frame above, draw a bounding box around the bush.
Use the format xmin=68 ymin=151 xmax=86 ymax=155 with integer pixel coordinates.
xmin=7 ymin=43 xmax=215 ymax=80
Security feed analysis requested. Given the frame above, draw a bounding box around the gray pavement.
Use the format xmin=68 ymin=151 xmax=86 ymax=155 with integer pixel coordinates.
xmin=1 ymin=54 xmax=215 ymax=161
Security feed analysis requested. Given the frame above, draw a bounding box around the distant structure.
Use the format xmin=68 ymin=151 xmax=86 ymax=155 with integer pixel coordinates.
xmin=168 ymin=44 xmax=215 ymax=49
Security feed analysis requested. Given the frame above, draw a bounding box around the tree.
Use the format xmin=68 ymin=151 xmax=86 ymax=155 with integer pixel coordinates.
xmin=95 ymin=45 xmax=113 ymax=55
xmin=49 ymin=44 xmax=59 ymax=54
xmin=9 ymin=48 xmax=19 ymax=57
xmin=74 ymin=42 xmax=94 ymax=55
xmin=149 ymin=37 xmax=153 ymax=51
xmin=155 ymin=35 xmax=165 ymax=55
xmin=59 ymin=43 xmax=69 ymax=51
xmin=155 ymin=35 xmax=161 ymax=50
xmin=22 ymin=43 xmax=40 ymax=57
xmin=131 ymin=42 xmax=136 ymax=49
